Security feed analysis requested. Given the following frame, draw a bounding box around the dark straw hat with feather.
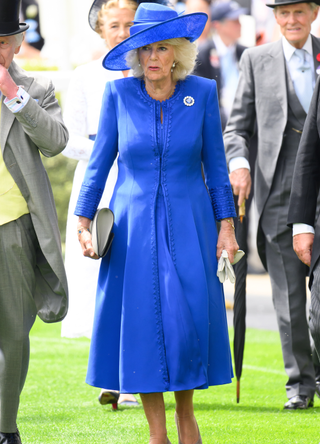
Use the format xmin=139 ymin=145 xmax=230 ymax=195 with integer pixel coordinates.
xmin=88 ymin=0 xmax=170 ymax=32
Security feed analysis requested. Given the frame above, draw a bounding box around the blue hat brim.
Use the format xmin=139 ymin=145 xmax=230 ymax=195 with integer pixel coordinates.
xmin=103 ymin=12 xmax=208 ymax=71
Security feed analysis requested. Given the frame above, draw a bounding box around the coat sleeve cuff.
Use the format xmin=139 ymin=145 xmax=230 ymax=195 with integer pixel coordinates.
xmin=74 ymin=183 xmax=103 ymax=220
xmin=229 ymin=157 xmax=250 ymax=173
xmin=209 ymin=184 xmax=236 ymax=221
xmin=4 ymin=86 xmax=30 ymax=113
xmin=292 ymin=223 xmax=315 ymax=236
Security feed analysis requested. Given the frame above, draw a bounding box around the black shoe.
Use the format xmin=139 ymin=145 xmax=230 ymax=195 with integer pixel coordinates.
xmin=284 ymin=395 xmax=314 ymax=410
xmin=316 ymin=382 xmax=320 ymax=399
xmin=0 ymin=430 xmax=21 ymax=444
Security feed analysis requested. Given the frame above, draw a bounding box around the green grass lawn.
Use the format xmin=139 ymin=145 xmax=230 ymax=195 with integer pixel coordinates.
xmin=18 ymin=319 xmax=320 ymax=443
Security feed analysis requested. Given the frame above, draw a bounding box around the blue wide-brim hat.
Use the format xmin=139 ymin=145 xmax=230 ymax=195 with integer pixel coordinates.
xmin=103 ymin=2 xmax=208 ymax=71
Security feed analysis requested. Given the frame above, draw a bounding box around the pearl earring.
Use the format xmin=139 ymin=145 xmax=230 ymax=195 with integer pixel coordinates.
xmin=171 ymin=61 xmax=176 ymax=73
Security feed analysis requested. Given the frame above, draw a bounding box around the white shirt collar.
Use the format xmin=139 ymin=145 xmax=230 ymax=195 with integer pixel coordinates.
xmin=213 ymin=34 xmax=236 ymax=57
xmin=282 ymin=34 xmax=313 ymax=62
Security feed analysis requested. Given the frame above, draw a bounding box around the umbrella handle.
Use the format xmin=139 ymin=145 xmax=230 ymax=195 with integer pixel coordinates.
xmin=239 ymin=200 xmax=246 ymax=223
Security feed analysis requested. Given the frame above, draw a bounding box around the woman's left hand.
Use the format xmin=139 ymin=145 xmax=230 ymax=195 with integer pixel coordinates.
xmin=216 ymin=219 xmax=239 ymax=264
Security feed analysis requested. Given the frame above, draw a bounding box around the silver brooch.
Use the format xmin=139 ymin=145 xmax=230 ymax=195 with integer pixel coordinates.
xmin=183 ymin=96 xmax=194 ymax=107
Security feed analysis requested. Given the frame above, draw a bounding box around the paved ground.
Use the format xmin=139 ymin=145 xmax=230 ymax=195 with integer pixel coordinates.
xmin=223 ymin=273 xmax=311 ymax=331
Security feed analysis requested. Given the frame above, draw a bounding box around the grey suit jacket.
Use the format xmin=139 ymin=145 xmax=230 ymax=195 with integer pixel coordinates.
xmin=224 ymin=35 xmax=320 ymax=220
xmin=1 ymin=61 xmax=69 ymax=323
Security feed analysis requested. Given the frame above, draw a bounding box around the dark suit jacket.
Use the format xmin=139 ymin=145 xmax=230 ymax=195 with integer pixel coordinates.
xmin=194 ymin=39 xmax=246 ymax=129
xmin=288 ymin=76 xmax=320 ymax=287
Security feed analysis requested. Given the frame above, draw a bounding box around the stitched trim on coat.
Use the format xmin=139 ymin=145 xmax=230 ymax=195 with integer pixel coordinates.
xmin=149 ymin=100 xmax=170 ymax=388
xmin=74 ymin=183 xmax=103 ymax=220
xmin=209 ymin=184 xmax=236 ymax=221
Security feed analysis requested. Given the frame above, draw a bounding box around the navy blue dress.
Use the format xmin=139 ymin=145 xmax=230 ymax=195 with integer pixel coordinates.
xmin=75 ymin=75 xmax=236 ymax=393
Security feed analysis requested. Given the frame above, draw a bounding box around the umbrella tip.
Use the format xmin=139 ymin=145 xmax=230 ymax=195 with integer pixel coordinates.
xmin=236 ymin=379 xmax=240 ymax=404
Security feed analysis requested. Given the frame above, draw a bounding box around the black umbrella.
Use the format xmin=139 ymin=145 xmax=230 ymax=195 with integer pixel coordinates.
xmin=233 ymin=201 xmax=248 ymax=403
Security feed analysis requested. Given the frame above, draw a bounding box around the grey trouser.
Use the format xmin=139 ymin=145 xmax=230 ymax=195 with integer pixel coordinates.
xmin=310 ymin=259 xmax=320 ymax=364
xmin=261 ymin=152 xmax=315 ymax=399
xmin=0 ymin=214 xmax=38 ymax=432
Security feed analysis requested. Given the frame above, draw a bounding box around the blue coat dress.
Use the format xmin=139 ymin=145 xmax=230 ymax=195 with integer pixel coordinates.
xmin=75 ymin=75 xmax=236 ymax=394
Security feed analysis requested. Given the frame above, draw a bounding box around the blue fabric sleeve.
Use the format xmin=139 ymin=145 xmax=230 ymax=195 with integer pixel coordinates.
xmin=201 ymin=80 xmax=236 ymax=221
xmin=74 ymin=82 xmax=118 ymax=220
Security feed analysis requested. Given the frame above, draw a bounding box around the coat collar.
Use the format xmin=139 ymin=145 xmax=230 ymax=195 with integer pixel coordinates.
xmin=260 ymin=36 xmax=320 ymax=119
xmin=263 ymin=39 xmax=288 ymax=120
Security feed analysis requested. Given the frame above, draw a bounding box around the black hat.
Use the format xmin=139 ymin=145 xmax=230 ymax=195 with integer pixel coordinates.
xmin=0 ymin=0 xmax=29 ymax=37
xmin=211 ymin=1 xmax=248 ymax=21
xmin=266 ymin=0 xmax=320 ymax=8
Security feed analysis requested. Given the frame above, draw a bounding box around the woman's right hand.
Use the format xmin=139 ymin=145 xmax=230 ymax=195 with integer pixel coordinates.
xmin=77 ymin=216 xmax=99 ymax=260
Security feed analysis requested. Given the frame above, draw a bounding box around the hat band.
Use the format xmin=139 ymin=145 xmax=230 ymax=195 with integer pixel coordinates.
xmin=130 ymin=21 xmax=163 ymax=36
xmin=0 ymin=20 xmax=20 ymax=33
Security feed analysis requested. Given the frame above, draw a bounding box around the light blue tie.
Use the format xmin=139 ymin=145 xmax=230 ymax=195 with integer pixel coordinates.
xmin=293 ymin=48 xmax=313 ymax=113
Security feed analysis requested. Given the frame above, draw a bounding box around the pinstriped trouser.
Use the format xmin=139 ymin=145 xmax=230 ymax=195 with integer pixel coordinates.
xmin=0 ymin=214 xmax=38 ymax=432
xmin=310 ymin=259 xmax=320 ymax=364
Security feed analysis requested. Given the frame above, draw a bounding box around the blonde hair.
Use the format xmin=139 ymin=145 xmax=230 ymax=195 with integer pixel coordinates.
xmin=126 ymin=38 xmax=198 ymax=82
xmin=95 ymin=0 xmax=138 ymax=37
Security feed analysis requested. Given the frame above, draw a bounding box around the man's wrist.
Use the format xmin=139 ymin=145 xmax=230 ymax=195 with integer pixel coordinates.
xmin=5 ymin=85 xmax=19 ymax=100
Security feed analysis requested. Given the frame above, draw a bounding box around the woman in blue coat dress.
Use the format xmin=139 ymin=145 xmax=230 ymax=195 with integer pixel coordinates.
xmin=75 ymin=3 xmax=238 ymax=443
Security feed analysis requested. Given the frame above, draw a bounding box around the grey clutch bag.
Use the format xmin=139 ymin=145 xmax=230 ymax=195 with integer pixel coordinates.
xmin=90 ymin=208 xmax=114 ymax=258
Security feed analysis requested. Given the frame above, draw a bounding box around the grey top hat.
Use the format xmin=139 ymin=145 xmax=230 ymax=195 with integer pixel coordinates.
xmin=0 ymin=0 xmax=29 ymax=37
xmin=266 ymin=0 xmax=320 ymax=8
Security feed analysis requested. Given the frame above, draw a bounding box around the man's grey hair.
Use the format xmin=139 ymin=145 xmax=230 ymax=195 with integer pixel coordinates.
xmin=14 ymin=32 xmax=24 ymax=47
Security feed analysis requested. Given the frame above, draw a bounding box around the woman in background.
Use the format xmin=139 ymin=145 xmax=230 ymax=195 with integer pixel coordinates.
xmin=61 ymin=0 xmax=139 ymax=407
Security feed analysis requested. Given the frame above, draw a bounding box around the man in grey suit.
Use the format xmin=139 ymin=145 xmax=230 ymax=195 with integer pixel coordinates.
xmin=224 ymin=0 xmax=320 ymax=409
xmin=0 ymin=1 xmax=68 ymax=442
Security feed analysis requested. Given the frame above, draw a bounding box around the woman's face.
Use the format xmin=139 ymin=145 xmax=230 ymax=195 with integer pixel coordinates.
xmin=101 ymin=7 xmax=135 ymax=50
xmin=138 ymin=42 xmax=175 ymax=84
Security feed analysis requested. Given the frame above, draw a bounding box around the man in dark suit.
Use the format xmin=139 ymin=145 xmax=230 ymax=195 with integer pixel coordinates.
xmin=0 ymin=1 xmax=68 ymax=442
xmin=288 ymin=76 xmax=320 ymax=397
xmin=224 ymin=0 xmax=320 ymax=409
xmin=194 ymin=0 xmax=247 ymax=129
